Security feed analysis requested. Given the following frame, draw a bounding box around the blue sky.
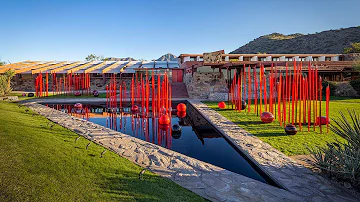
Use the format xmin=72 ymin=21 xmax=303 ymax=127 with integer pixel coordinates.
xmin=1 ymin=0 xmax=359 ymax=62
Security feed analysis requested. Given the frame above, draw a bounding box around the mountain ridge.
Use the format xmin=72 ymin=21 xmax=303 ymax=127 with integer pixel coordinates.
xmin=230 ymin=26 xmax=360 ymax=54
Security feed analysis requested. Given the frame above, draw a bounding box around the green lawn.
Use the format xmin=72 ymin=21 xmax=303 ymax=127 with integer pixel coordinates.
xmin=204 ymin=97 xmax=360 ymax=156
xmin=0 ymin=101 xmax=205 ymax=202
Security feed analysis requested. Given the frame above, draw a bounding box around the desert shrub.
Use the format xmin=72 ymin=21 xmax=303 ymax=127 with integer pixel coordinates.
xmin=350 ymin=78 xmax=360 ymax=95
xmin=309 ymin=110 xmax=360 ymax=188
xmin=322 ymin=80 xmax=336 ymax=95
xmin=0 ymin=70 xmax=15 ymax=96
xmin=344 ymin=42 xmax=360 ymax=53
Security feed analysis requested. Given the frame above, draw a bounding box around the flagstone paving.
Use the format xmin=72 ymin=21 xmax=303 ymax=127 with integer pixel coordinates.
xmin=23 ymin=100 xmax=358 ymax=202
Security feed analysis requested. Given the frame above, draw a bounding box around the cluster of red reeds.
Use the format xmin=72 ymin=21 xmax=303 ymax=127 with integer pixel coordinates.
xmin=128 ymin=70 xmax=172 ymax=117
xmin=230 ymin=61 xmax=331 ymax=133
xmin=104 ymin=71 xmax=173 ymax=147
xmin=35 ymin=72 xmax=91 ymax=97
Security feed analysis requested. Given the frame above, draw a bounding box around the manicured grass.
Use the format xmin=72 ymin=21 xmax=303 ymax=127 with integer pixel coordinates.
xmin=0 ymin=101 xmax=205 ymax=202
xmin=204 ymin=97 xmax=360 ymax=156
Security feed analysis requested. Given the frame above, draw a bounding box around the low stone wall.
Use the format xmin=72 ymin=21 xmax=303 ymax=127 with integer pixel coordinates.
xmin=11 ymin=76 xmax=132 ymax=91
xmin=184 ymin=72 xmax=228 ymax=99
xmin=334 ymin=82 xmax=359 ymax=97
xmin=183 ymin=72 xmax=274 ymax=101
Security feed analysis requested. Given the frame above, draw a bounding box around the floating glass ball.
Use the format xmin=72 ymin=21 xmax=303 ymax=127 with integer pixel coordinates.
xmin=172 ymin=124 xmax=182 ymax=133
xmin=74 ymin=103 xmax=83 ymax=109
xmin=218 ymin=102 xmax=226 ymax=109
xmin=92 ymin=90 xmax=99 ymax=97
xmin=131 ymin=105 xmax=139 ymax=113
xmin=159 ymin=114 xmax=171 ymax=125
xmin=159 ymin=124 xmax=170 ymax=131
xmin=260 ymin=112 xmax=274 ymax=123
xmin=177 ymin=103 xmax=186 ymax=112
xmin=74 ymin=91 xmax=81 ymax=96
xmin=177 ymin=111 xmax=186 ymax=118
xmin=285 ymin=124 xmax=297 ymax=135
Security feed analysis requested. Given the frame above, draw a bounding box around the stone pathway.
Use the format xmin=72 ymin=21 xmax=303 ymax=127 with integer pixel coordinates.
xmin=23 ymin=101 xmax=359 ymax=202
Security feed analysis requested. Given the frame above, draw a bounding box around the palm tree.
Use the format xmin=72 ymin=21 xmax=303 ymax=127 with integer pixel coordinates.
xmin=4 ymin=70 xmax=16 ymax=90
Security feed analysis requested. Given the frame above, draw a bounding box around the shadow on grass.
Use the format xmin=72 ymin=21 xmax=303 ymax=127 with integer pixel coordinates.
xmin=233 ymin=120 xmax=263 ymax=125
xmin=102 ymin=171 xmax=204 ymax=202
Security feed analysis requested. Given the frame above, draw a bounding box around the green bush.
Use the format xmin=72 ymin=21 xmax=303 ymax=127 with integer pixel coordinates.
xmin=309 ymin=110 xmax=360 ymax=188
xmin=0 ymin=70 xmax=15 ymax=96
xmin=343 ymin=42 xmax=360 ymax=53
xmin=322 ymin=80 xmax=336 ymax=95
xmin=350 ymin=78 xmax=360 ymax=95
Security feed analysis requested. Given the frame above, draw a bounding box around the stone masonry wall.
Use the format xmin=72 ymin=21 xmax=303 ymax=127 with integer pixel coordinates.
xmin=184 ymin=72 xmax=228 ymax=99
xmin=11 ymin=76 xmax=132 ymax=92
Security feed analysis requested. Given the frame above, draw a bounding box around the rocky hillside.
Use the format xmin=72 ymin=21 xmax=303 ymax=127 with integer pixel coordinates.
xmin=231 ymin=26 xmax=360 ymax=54
xmin=155 ymin=53 xmax=177 ymax=61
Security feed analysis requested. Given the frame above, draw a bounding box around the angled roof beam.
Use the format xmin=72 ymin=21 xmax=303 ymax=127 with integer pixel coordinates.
xmin=50 ymin=61 xmax=82 ymax=74
xmin=84 ymin=61 xmax=107 ymax=74
xmin=16 ymin=61 xmax=54 ymax=74
xmin=67 ymin=61 xmax=95 ymax=74
xmin=120 ymin=61 xmax=133 ymax=73
xmin=1 ymin=61 xmax=36 ymax=68
xmin=11 ymin=62 xmax=41 ymax=70
xmin=102 ymin=62 xmax=122 ymax=74
xmin=32 ymin=61 xmax=68 ymax=74
xmin=0 ymin=61 xmax=39 ymax=71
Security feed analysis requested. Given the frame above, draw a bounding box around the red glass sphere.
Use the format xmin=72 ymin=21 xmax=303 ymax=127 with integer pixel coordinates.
xmin=177 ymin=103 xmax=187 ymax=112
xmin=159 ymin=114 xmax=171 ymax=125
xmin=131 ymin=105 xmax=139 ymax=113
xmin=74 ymin=103 xmax=83 ymax=109
xmin=159 ymin=124 xmax=170 ymax=131
xmin=260 ymin=112 xmax=274 ymax=123
xmin=316 ymin=116 xmax=330 ymax=125
xmin=74 ymin=91 xmax=81 ymax=96
xmin=177 ymin=111 xmax=186 ymax=118
xmin=218 ymin=102 xmax=226 ymax=109
xmin=285 ymin=124 xmax=297 ymax=135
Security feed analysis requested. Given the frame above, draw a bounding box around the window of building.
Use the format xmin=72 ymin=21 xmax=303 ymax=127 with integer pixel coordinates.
xmin=300 ymin=57 xmax=306 ymax=61
xmin=190 ymin=57 xmax=195 ymax=61
xmin=285 ymin=57 xmax=293 ymax=61
xmin=313 ymin=57 xmax=319 ymax=61
xmin=243 ymin=57 xmax=250 ymax=61
xmin=259 ymin=57 xmax=266 ymax=61
xmin=325 ymin=57 xmax=331 ymax=61
xmin=272 ymin=57 xmax=280 ymax=61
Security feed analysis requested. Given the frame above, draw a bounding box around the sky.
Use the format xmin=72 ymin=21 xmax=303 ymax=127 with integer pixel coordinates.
xmin=1 ymin=0 xmax=360 ymax=63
